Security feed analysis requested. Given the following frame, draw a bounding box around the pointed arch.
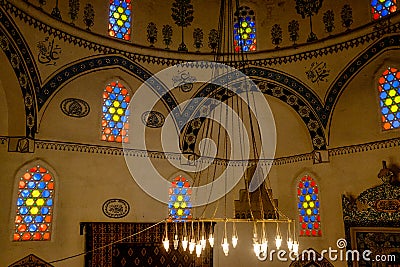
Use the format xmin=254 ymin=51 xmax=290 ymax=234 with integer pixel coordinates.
xmin=297 ymin=175 xmax=321 ymax=237
xmin=234 ymin=6 xmax=256 ymax=52
xmin=168 ymin=175 xmax=192 ymax=221
xmin=101 ymin=80 xmax=131 ymax=143
xmin=371 ymin=0 xmax=397 ymax=20
xmin=109 ymin=0 xmax=132 ymax=40
xmin=378 ymin=66 xmax=400 ymax=130
xmin=13 ymin=163 xmax=55 ymax=241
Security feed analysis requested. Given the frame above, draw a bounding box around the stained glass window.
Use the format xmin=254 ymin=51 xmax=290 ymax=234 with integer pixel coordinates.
xmin=371 ymin=0 xmax=397 ymax=20
xmin=102 ymin=81 xmax=131 ymax=143
xmin=168 ymin=176 xmax=192 ymax=221
xmin=234 ymin=6 xmax=256 ymax=52
xmin=297 ymin=175 xmax=321 ymax=237
xmin=109 ymin=0 xmax=132 ymax=40
xmin=14 ymin=165 xmax=54 ymax=241
xmin=379 ymin=67 xmax=400 ymax=130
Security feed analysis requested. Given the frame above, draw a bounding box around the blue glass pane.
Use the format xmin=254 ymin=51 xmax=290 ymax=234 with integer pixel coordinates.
xmin=38 ymin=182 xmax=46 ymax=189
xmin=20 ymin=207 xmax=28 ymax=215
xmin=24 ymin=216 xmax=33 ymax=223
xmin=33 ymin=173 xmax=42 ymax=181
xmin=41 ymin=207 xmax=49 ymax=215
xmin=21 ymin=190 xmax=30 ymax=198
xmin=35 ymin=216 xmax=44 ymax=223
xmin=42 ymin=190 xmax=50 ymax=198
xmin=29 ymin=224 xmax=37 ymax=232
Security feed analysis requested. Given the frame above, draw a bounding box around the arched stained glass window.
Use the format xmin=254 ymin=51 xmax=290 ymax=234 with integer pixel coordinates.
xmin=169 ymin=176 xmax=192 ymax=221
xmin=297 ymin=175 xmax=321 ymax=237
xmin=379 ymin=67 xmax=400 ymax=130
xmin=109 ymin=0 xmax=132 ymax=40
xmin=371 ymin=0 xmax=397 ymax=20
xmin=14 ymin=165 xmax=54 ymax=241
xmin=234 ymin=6 xmax=256 ymax=52
xmin=102 ymin=81 xmax=131 ymax=143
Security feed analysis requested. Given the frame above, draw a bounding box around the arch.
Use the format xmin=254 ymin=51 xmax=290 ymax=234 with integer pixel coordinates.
xmin=13 ymin=162 xmax=55 ymax=241
xmin=378 ymin=66 xmax=400 ymax=130
xmin=101 ymin=80 xmax=131 ymax=143
xmin=297 ymin=174 xmax=321 ymax=237
xmin=371 ymin=0 xmax=397 ymax=20
xmin=168 ymin=175 xmax=192 ymax=221
xmin=109 ymin=0 xmax=132 ymax=40
xmin=234 ymin=6 xmax=256 ymax=52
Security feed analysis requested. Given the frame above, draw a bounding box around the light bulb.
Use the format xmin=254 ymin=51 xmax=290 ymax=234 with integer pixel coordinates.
xmin=231 ymin=235 xmax=238 ymax=248
xmin=287 ymin=237 xmax=293 ymax=251
xmin=253 ymin=242 xmax=261 ymax=256
xmin=163 ymin=237 xmax=170 ymax=252
xmin=189 ymin=239 xmax=196 ymax=254
xmin=260 ymin=238 xmax=268 ymax=254
xmin=221 ymin=237 xmax=229 ymax=256
xmin=173 ymin=234 xmax=179 ymax=250
xmin=182 ymin=236 xmax=188 ymax=251
xmin=200 ymin=235 xmax=207 ymax=250
xmin=208 ymin=233 xmax=215 ymax=247
xmin=196 ymin=242 xmax=202 ymax=257
xmin=275 ymin=234 xmax=282 ymax=250
xmin=293 ymin=241 xmax=299 ymax=255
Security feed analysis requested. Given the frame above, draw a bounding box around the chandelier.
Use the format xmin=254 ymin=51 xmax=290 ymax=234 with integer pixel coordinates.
xmin=161 ymin=0 xmax=298 ymax=261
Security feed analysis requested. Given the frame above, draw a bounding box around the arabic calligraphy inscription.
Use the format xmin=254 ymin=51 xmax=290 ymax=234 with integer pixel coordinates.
xmin=37 ymin=36 xmax=62 ymax=66
xmin=305 ymin=61 xmax=330 ymax=84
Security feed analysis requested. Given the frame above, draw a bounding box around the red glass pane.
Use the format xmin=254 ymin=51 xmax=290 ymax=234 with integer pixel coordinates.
xmin=15 ymin=216 xmax=22 ymax=223
xmin=30 ymin=167 xmax=38 ymax=172
xmin=43 ymin=233 xmax=51 ymax=240
xmin=13 ymin=234 xmax=20 ymax=241
xmin=33 ymin=233 xmax=41 ymax=240
xmin=39 ymin=167 xmax=47 ymax=173
xmin=311 ymin=229 xmax=317 ymax=236
xmin=22 ymin=233 xmax=31 ymax=240
xmin=19 ymin=181 xmax=26 ymax=189
xmin=23 ymin=173 xmax=31 ymax=180
xmin=18 ymin=224 xmax=27 ymax=232
xmin=47 ymin=182 xmax=54 ymax=190
xmin=43 ymin=173 xmax=52 ymax=182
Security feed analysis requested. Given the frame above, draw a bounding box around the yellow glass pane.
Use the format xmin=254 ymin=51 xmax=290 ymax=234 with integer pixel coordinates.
xmin=113 ymin=115 xmax=120 ymax=121
xmin=305 ymin=195 xmax=311 ymax=201
xmin=239 ymin=28 xmax=244 ymax=34
xmin=36 ymin=199 xmax=45 ymax=206
xmin=246 ymin=27 xmax=252 ymax=33
xmin=113 ymin=101 xmax=120 ymax=108
xmin=26 ymin=199 xmax=34 ymax=206
xmin=177 ymin=209 xmax=183 ymax=215
xmin=241 ymin=22 xmax=248 ymax=27
xmin=302 ymin=202 xmax=308 ymax=208
xmin=174 ymin=202 xmax=179 ymax=208
xmin=181 ymin=202 xmax=187 ymax=208
xmin=32 ymin=190 xmax=40 ymax=198
xmin=113 ymin=12 xmax=120 ymax=19
xmin=394 ymin=96 xmax=400 ymax=103
xmin=389 ymin=89 xmax=396 ymax=97
xmin=109 ymin=107 xmax=116 ymax=114
xmin=306 ymin=209 xmax=312 ymax=215
xmin=117 ymin=7 xmax=124 ymax=13
xmin=385 ymin=98 xmax=393 ymax=106
xmin=242 ymin=34 xmax=248 ymax=40
xmin=391 ymin=105 xmax=398 ymax=112
xmin=177 ymin=196 xmax=183 ymax=201
xmin=117 ymin=108 xmax=124 ymax=115
xmin=121 ymin=15 xmax=127 ymax=21
xmin=309 ymin=202 xmax=315 ymax=208
xmin=30 ymin=207 xmax=39 ymax=215
xmin=117 ymin=20 xmax=123 ymax=27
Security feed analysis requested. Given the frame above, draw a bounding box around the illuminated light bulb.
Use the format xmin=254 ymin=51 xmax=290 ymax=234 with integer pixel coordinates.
xmin=196 ymin=242 xmax=202 ymax=257
xmin=253 ymin=242 xmax=261 ymax=256
xmin=287 ymin=237 xmax=293 ymax=251
xmin=201 ymin=235 xmax=207 ymax=250
xmin=208 ymin=233 xmax=215 ymax=247
xmin=293 ymin=241 xmax=299 ymax=255
xmin=275 ymin=234 xmax=282 ymax=250
xmin=173 ymin=234 xmax=179 ymax=250
xmin=221 ymin=237 xmax=229 ymax=256
xmin=260 ymin=238 xmax=268 ymax=254
xmin=232 ymin=234 xmax=238 ymax=248
xmin=163 ymin=237 xmax=170 ymax=252
xmin=189 ymin=239 xmax=196 ymax=254
xmin=182 ymin=236 xmax=188 ymax=251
